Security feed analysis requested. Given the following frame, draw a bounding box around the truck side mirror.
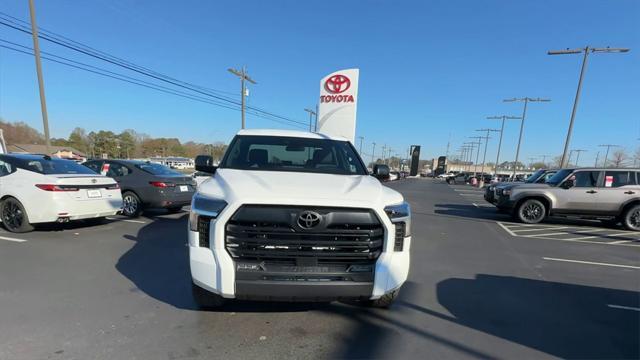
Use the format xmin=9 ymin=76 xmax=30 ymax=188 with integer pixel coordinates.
xmin=372 ymin=164 xmax=390 ymax=181
xmin=195 ymin=155 xmax=216 ymax=174
xmin=561 ymin=179 xmax=574 ymax=189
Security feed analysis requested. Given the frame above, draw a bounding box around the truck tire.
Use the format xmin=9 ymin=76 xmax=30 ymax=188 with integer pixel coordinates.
xmin=192 ymin=282 xmax=225 ymax=309
xmin=367 ymin=289 xmax=400 ymax=308
xmin=622 ymin=204 xmax=640 ymax=231
xmin=1 ymin=197 xmax=34 ymax=233
xmin=516 ymin=199 xmax=546 ymax=224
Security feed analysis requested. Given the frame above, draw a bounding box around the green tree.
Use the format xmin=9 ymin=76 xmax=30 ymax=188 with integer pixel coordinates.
xmin=117 ymin=131 xmax=136 ymax=159
xmin=93 ymin=131 xmax=119 ymax=159
xmin=68 ymin=127 xmax=89 ymax=154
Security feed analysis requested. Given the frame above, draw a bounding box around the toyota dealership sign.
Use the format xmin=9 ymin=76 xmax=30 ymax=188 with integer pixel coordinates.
xmin=317 ymin=69 xmax=359 ymax=143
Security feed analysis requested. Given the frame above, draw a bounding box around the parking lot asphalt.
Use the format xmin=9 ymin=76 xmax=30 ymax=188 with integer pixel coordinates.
xmin=1 ymin=179 xmax=638 ymax=360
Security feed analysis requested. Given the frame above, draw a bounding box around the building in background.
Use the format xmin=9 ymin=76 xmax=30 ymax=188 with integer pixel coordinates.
xmin=8 ymin=144 xmax=87 ymax=162
xmin=148 ymin=156 xmax=194 ymax=169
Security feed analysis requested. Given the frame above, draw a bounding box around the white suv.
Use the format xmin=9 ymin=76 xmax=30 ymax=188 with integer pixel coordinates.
xmin=188 ymin=129 xmax=411 ymax=308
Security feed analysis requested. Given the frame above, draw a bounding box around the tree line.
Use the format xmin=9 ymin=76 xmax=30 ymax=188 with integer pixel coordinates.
xmin=0 ymin=119 xmax=227 ymax=160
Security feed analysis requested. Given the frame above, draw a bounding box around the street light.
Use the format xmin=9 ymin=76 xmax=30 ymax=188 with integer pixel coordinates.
xmin=598 ymin=144 xmax=621 ymax=168
xmin=548 ymin=46 xmax=630 ymax=167
xmin=503 ymin=97 xmax=551 ymax=179
xmin=487 ymin=115 xmax=521 ymax=177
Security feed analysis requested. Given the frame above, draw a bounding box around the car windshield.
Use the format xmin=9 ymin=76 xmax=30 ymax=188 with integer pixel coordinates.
xmin=22 ymin=158 xmax=97 ymax=175
xmin=220 ymin=135 xmax=367 ymax=175
xmin=525 ymin=169 xmax=546 ymax=183
xmin=546 ymin=169 xmax=574 ymax=186
xmin=135 ymin=162 xmax=182 ymax=176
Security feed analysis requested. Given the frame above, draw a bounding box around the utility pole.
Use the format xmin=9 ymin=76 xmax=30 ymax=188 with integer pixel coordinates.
xmin=371 ymin=142 xmax=376 ymax=167
xmin=598 ymin=144 xmax=620 ymax=168
xmin=28 ymin=0 xmax=51 ymax=154
xmin=476 ymin=128 xmax=500 ymax=187
xmin=228 ymin=66 xmax=256 ymax=129
xmin=381 ymin=144 xmax=387 ymax=163
xmin=539 ymin=154 xmax=551 ymax=168
xmin=503 ymin=97 xmax=550 ymax=179
xmin=304 ymin=108 xmax=316 ymax=132
xmin=487 ymin=115 xmax=521 ymax=178
xmin=594 ymin=151 xmax=600 ymax=167
xmin=463 ymin=142 xmax=476 ymax=172
xmin=548 ymin=46 xmax=630 ymax=167
xmin=358 ymin=136 xmax=364 ymax=155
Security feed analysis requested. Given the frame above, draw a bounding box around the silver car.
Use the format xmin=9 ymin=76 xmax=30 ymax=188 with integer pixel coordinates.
xmin=495 ymin=168 xmax=640 ymax=230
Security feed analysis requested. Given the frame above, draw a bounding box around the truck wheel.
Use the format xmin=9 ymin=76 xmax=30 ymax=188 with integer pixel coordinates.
xmin=1 ymin=197 xmax=34 ymax=233
xmin=516 ymin=199 xmax=546 ymax=224
xmin=121 ymin=191 xmax=142 ymax=217
xmin=367 ymin=289 xmax=400 ymax=308
xmin=622 ymin=204 xmax=640 ymax=231
xmin=192 ymin=282 xmax=225 ymax=309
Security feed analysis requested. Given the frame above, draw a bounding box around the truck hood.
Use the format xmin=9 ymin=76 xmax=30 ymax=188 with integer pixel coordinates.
xmin=198 ymin=168 xmax=403 ymax=206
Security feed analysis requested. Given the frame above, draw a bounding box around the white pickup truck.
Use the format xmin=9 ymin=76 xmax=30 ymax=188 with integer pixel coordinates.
xmin=187 ymin=129 xmax=411 ymax=308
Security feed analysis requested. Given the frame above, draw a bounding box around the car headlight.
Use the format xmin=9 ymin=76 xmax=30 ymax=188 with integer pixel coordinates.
xmin=502 ymin=189 xmax=512 ymax=197
xmin=188 ymin=193 xmax=227 ymax=232
xmin=384 ymin=202 xmax=411 ymax=238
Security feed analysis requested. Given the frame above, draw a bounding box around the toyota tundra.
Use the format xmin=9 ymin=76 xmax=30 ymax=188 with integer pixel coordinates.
xmin=188 ymin=129 xmax=411 ymax=308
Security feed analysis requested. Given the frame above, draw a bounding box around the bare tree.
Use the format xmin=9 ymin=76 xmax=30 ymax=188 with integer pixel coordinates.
xmin=609 ymin=149 xmax=629 ymax=167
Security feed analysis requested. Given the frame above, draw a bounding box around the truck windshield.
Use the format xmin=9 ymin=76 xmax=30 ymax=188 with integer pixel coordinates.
xmin=220 ymin=135 xmax=367 ymax=175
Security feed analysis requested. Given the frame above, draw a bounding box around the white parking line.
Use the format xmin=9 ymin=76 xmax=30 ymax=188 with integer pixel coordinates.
xmin=607 ymin=304 xmax=640 ymax=312
xmin=542 ymin=257 xmax=640 ymax=270
xmin=497 ymin=222 xmax=517 ymax=236
xmin=453 ymin=189 xmax=483 ymax=193
xmin=0 ymin=235 xmax=27 ymax=243
xmin=511 ymin=226 xmax=572 ymax=232
xmin=106 ymin=217 xmax=147 ymax=224
xmin=529 ymin=228 xmax=608 ymax=238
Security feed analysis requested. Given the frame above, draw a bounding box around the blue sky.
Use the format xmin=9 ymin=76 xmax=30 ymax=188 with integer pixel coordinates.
xmin=0 ymin=0 xmax=638 ymax=163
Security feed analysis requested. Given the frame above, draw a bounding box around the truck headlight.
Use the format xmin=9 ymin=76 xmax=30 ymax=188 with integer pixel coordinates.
xmin=188 ymin=193 xmax=227 ymax=232
xmin=502 ymin=189 xmax=512 ymax=197
xmin=384 ymin=202 xmax=411 ymax=238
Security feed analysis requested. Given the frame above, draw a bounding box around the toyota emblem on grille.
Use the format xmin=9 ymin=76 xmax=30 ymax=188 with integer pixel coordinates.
xmin=91 ymin=179 xmax=97 ymax=184
xmin=297 ymin=211 xmax=321 ymax=229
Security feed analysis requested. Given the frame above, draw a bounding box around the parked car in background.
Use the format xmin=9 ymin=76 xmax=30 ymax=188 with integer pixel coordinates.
xmin=485 ymin=169 xmax=557 ymax=205
xmin=0 ymin=154 xmax=122 ymax=232
xmin=389 ymin=171 xmax=400 ymax=181
xmin=83 ymin=159 xmax=196 ymax=217
xmin=495 ymin=168 xmax=640 ymax=230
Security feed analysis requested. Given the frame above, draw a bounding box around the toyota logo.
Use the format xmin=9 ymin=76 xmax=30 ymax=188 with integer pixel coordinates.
xmin=297 ymin=211 xmax=322 ymax=229
xmin=91 ymin=179 xmax=97 ymax=184
xmin=324 ymin=74 xmax=351 ymax=94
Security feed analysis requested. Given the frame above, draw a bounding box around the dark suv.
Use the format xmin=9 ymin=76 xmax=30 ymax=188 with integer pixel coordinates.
xmin=84 ymin=160 xmax=196 ymax=216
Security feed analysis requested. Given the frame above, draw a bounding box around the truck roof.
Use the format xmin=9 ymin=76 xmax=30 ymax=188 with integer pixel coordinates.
xmin=236 ymin=129 xmax=349 ymax=142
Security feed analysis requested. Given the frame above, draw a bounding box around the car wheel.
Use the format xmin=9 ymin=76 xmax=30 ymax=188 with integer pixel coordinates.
xmin=366 ymin=288 xmax=400 ymax=308
xmin=192 ymin=282 xmax=225 ymax=309
xmin=622 ymin=204 xmax=640 ymax=231
xmin=516 ymin=199 xmax=546 ymax=224
xmin=1 ymin=197 xmax=34 ymax=233
xmin=167 ymin=206 xmax=183 ymax=214
xmin=121 ymin=191 xmax=142 ymax=217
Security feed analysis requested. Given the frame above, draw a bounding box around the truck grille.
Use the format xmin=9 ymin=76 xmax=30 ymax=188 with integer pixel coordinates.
xmin=225 ymin=205 xmax=384 ymax=265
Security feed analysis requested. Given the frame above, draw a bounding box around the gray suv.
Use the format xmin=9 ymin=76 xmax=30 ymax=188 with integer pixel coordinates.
xmin=495 ymin=168 xmax=640 ymax=230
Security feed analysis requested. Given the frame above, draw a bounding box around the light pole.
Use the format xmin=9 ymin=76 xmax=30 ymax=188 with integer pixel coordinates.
xmin=228 ymin=66 xmax=257 ymax=129
xmin=357 ymin=136 xmax=364 ymax=155
xmin=503 ymin=97 xmax=551 ymax=179
xmin=28 ymin=0 xmax=51 ymax=154
xmin=304 ymin=108 xmax=316 ymax=132
xmin=468 ymin=136 xmax=483 ymax=178
xmin=371 ymin=142 xmax=376 ymax=166
xmin=598 ymin=144 xmax=620 ymax=168
xmin=487 ymin=115 xmax=521 ymax=178
xmin=572 ymin=149 xmax=587 ymax=166
xmin=548 ymin=46 xmax=630 ymax=167
xmin=476 ymin=128 xmax=499 ymax=187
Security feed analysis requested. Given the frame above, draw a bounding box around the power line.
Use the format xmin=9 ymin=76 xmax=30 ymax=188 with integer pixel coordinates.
xmin=0 ymin=42 xmax=307 ymax=130
xmin=0 ymin=13 xmax=307 ymax=127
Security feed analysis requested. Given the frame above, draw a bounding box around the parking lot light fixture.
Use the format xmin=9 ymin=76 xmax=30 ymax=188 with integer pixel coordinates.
xmin=503 ymin=97 xmax=551 ymax=180
xmin=487 ymin=115 xmax=522 ymax=177
xmin=548 ymin=46 xmax=630 ymax=168
xmin=598 ymin=144 xmax=621 ymax=168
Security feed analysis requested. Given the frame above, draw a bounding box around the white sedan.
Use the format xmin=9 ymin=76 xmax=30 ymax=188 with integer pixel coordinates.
xmin=0 ymin=154 xmax=123 ymax=232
